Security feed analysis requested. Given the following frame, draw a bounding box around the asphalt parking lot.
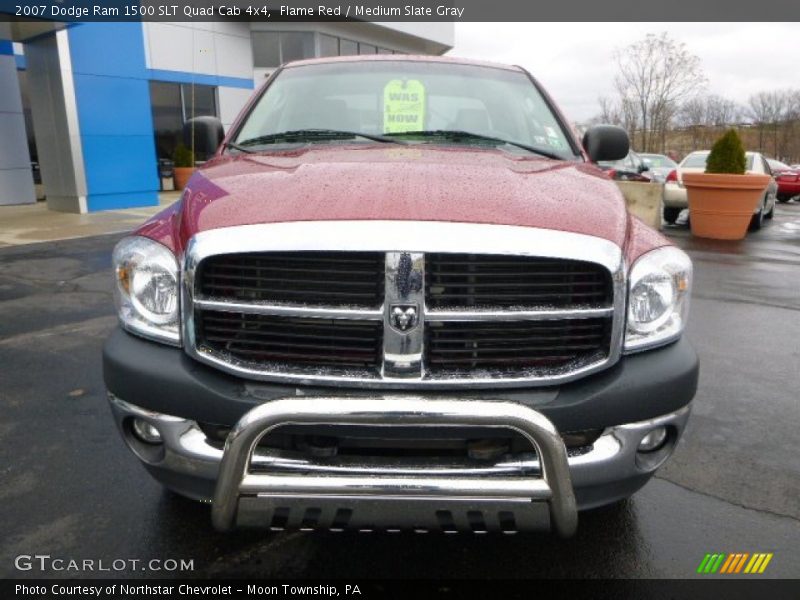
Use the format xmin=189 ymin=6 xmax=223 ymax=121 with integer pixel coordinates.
xmin=1 ymin=202 xmax=799 ymax=579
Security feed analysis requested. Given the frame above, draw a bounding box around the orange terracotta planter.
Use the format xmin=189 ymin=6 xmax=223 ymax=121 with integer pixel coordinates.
xmin=173 ymin=167 xmax=196 ymax=190
xmin=683 ymin=172 xmax=771 ymax=240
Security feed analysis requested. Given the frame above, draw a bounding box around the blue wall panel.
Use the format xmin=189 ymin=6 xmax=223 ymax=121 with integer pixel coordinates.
xmin=86 ymin=191 xmax=159 ymax=212
xmin=71 ymin=73 xmax=154 ymax=136
xmin=147 ymin=68 xmax=254 ymax=90
xmin=68 ymin=23 xmax=159 ymax=211
xmin=68 ymin=22 xmax=148 ymax=79
xmin=81 ymin=135 xmax=160 ymax=195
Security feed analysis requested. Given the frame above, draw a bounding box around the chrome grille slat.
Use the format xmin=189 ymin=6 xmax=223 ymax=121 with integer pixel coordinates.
xmin=194 ymin=298 xmax=383 ymax=321
xmin=182 ymin=221 xmax=626 ymax=389
xmin=425 ymin=307 xmax=613 ymax=321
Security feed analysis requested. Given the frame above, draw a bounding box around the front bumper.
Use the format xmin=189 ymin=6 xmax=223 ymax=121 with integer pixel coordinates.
xmin=109 ymin=394 xmax=691 ymax=535
xmin=104 ymin=329 xmax=697 ymax=534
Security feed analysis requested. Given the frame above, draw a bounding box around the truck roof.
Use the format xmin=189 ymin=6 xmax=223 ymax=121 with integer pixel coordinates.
xmin=282 ymin=54 xmax=523 ymax=73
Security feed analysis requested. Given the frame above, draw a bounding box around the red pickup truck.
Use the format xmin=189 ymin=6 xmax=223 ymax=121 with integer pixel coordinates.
xmin=104 ymin=55 xmax=697 ymax=536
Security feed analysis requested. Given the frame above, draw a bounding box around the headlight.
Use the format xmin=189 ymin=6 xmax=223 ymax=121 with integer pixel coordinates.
xmin=113 ymin=236 xmax=181 ymax=346
xmin=625 ymin=246 xmax=692 ymax=353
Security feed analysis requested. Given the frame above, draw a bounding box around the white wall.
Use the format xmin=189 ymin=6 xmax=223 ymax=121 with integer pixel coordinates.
xmin=0 ymin=25 xmax=36 ymax=205
xmin=142 ymin=22 xmax=254 ymax=80
xmin=374 ymin=22 xmax=454 ymax=51
xmin=218 ymin=86 xmax=254 ymax=131
xmin=248 ymin=22 xmax=453 ymax=56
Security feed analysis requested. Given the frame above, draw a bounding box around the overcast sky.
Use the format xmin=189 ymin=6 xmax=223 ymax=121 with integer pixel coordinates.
xmin=450 ymin=23 xmax=798 ymax=123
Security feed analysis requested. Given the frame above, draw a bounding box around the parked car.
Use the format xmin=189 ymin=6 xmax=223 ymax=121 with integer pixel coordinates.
xmin=598 ymin=150 xmax=653 ymax=182
xmin=770 ymin=161 xmax=800 ymax=202
xmin=103 ymin=55 xmax=697 ymax=536
xmin=766 ymin=158 xmax=792 ymax=175
xmin=663 ymin=150 xmax=777 ymax=229
xmin=640 ymin=153 xmax=678 ymax=183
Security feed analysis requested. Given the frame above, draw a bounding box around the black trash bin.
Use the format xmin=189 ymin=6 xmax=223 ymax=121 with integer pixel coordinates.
xmin=158 ymin=159 xmax=175 ymax=191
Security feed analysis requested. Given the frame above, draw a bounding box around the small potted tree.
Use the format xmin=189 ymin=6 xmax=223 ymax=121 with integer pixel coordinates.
xmin=683 ymin=129 xmax=770 ymax=240
xmin=172 ymin=143 xmax=195 ymax=191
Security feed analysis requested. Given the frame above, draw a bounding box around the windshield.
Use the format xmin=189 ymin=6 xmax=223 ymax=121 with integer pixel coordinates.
xmin=641 ymin=154 xmax=677 ymax=169
xmin=233 ymin=60 xmax=578 ymax=159
xmin=768 ymin=159 xmax=790 ymax=170
xmin=681 ymin=153 xmax=709 ymax=169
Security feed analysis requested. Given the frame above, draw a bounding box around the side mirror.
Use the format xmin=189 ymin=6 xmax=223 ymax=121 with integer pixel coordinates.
xmin=183 ymin=116 xmax=225 ymax=160
xmin=582 ymin=125 xmax=630 ymax=163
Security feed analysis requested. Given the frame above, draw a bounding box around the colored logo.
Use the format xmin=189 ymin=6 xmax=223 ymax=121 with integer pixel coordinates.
xmin=697 ymin=553 xmax=773 ymax=574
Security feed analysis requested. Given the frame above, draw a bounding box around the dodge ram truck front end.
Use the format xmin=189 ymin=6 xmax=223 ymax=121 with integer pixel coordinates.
xmin=103 ymin=55 xmax=698 ymax=536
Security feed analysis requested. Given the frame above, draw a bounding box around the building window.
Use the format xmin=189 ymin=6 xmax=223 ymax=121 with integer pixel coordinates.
xmin=339 ymin=38 xmax=358 ymax=56
xmin=252 ymin=32 xmax=396 ymax=65
xmin=184 ymin=83 xmax=217 ymax=123
xmin=252 ymin=31 xmax=315 ymax=67
xmin=149 ymin=81 xmax=217 ymax=162
xmin=281 ymin=32 xmax=315 ymax=62
xmin=319 ymin=34 xmax=338 ymax=57
xmin=252 ymin=32 xmax=280 ymax=67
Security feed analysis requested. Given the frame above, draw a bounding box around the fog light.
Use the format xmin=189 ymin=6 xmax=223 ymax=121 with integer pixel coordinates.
xmin=132 ymin=418 xmax=162 ymax=444
xmin=638 ymin=426 xmax=668 ymax=453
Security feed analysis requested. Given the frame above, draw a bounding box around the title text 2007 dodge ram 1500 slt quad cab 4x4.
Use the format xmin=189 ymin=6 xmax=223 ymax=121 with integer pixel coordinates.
xmin=103 ymin=56 xmax=698 ymax=536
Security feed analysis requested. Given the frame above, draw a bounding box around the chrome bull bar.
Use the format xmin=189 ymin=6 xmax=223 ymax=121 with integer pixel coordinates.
xmin=211 ymin=397 xmax=578 ymax=537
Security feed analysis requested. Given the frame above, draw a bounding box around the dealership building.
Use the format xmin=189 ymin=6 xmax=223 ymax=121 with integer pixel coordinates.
xmin=0 ymin=20 xmax=453 ymax=212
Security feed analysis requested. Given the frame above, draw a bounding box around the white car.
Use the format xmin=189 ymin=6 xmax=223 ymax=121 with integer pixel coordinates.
xmin=663 ymin=151 xmax=778 ymax=230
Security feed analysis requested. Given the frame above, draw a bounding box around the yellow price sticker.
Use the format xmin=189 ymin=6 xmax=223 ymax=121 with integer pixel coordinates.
xmin=383 ymin=79 xmax=426 ymax=134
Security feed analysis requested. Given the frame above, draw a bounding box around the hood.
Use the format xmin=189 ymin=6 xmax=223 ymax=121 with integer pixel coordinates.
xmin=139 ymin=145 xmax=631 ymax=252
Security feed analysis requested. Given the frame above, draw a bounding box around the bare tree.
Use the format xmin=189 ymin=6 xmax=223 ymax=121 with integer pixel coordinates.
xmin=748 ymin=91 xmax=783 ymax=153
xmin=614 ymin=32 xmax=706 ymax=151
xmin=773 ymin=89 xmax=800 ymax=160
xmin=597 ymin=95 xmax=623 ymax=126
xmin=677 ymin=96 xmax=706 ymax=149
xmin=705 ymin=95 xmax=738 ymax=128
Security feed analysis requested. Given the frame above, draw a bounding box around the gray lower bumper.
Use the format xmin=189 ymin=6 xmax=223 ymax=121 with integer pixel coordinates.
xmin=109 ymin=394 xmax=691 ymax=536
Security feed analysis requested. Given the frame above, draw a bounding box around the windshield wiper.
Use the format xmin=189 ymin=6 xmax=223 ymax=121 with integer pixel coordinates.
xmin=384 ymin=130 xmax=564 ymax=160
xmin=236 ymin=129 xmax=408 ymax=148
xmin=224 ymin=141 xmax=255 ymax=154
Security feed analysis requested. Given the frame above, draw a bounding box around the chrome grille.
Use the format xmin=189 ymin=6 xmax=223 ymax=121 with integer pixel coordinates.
xmin=426 ymin=253 xmax=612 ymax=309
xmin=184 ymin=221 xmax=625 ymax=388
xmin=426 ymin=318 xmax=611 ymax=374
xmin=198 ymin=251 xmax=384 ymax=308
xmin=197 ymin=311 xmax=383 ymax=372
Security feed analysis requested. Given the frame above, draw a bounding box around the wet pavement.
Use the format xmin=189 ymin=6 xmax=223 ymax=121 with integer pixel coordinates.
xmin=1 ymin=202 xmax=799 ymax=579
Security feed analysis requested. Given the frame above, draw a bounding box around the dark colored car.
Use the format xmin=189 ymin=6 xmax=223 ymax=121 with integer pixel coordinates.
xmin=598 ymin=150 xmax=653 ymax=182
xmin=640 ymin=153 xmax=678 ymax=183
xmin=103 ymin=56 xmax=697 ymax=536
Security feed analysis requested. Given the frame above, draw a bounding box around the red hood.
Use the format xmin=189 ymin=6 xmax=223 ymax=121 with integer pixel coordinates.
xmin=138 ymin=145 xmax=652 ymax=258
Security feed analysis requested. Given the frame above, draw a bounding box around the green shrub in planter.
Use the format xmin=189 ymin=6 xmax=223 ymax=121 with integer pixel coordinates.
xmin=705 ymin=129 xmax=746 ymax=175
xmin=173 ymin=143 xmax=194 ymax=168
